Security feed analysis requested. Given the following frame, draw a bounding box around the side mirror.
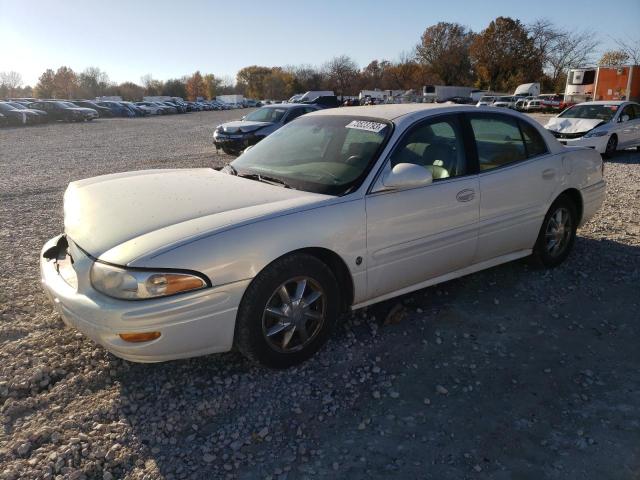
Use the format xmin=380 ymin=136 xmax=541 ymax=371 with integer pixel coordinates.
xmin=241 ymin=115 xmax=246 ymax=120
xmin=620 ymin=114 xmax=630 ymax=123
xmin=382 ymin=163 xmax=433 ymax=190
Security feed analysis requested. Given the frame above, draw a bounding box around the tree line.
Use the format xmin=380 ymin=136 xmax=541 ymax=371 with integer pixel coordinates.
xmin=1 ymin=17 xmax=638 ymax=101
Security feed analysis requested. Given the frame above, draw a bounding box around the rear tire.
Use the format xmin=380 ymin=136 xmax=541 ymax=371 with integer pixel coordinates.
xmin=532 ymin=195 xmax=578 ymax=268
xmin=603 ymin=134 xmax=618 ymax=158
xmin=235 ymin=253 xmax=340 ymax=368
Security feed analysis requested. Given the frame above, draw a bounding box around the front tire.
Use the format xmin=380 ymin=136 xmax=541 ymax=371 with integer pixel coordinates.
xmin=532 ymin=195 xmax=577 ymax=268
xmin=603 ymin=134 xmax=618 ymax=158
xmin=235 ymin=253 xmax=340 ymax=368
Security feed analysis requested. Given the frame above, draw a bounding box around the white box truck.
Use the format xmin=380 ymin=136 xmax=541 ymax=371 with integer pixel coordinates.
xmin=217 ymin=94 xmax=244 ymax=106
xmin=423 ymin=85 xmax=475 ymax=102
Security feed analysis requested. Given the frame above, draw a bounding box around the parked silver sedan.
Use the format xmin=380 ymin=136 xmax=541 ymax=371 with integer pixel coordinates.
xmin=41 ymin=104 xmax=605 ymax=367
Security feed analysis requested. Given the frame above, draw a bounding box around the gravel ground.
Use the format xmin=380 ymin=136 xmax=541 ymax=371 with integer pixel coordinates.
xmin=0 ymin=111 xmax=639 ymax=480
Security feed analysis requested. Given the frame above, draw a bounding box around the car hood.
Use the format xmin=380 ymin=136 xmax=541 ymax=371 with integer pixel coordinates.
xmin=63 ymin=168 xmax=329 ymax=264
xmin=220 ymin=120 xmax=272 ymax=133
xmin=545 ymin=117 xmax=605 ymax=134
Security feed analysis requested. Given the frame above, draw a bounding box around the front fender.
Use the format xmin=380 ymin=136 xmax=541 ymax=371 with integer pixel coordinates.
xmin=129 ymin=199 xmax=368 ymax=304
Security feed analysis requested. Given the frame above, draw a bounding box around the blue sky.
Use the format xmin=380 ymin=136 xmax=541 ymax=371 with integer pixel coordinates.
xmin=1 ymin=0 xmax=638 ymax=86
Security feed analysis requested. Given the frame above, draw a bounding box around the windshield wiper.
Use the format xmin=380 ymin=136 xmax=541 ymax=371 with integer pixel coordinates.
xmin=238 ymin=173 xmax=293 ymax=189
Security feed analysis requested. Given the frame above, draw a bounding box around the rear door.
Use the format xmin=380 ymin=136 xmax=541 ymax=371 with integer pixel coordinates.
xmin=618 ymin=103 xmax=640 ymax=147
xmin=365 ymin=114 xmax=479 ymax=299
xmin=467 ymin=112 xmax=560 ymax=262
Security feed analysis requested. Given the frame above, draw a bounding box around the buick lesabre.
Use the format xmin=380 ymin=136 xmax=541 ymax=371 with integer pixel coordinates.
xmin=41 ymin=104 xmax=605 ymax=367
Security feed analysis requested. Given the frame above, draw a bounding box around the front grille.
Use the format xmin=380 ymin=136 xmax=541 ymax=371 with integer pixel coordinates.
xmin=550 ymin=131 xmax=586 ymax=140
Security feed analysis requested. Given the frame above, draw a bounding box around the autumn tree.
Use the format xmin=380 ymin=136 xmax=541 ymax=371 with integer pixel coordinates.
xmin=52 ymin=66 xmax=78 ymax=98
xmin=284 ymin=65 xmax=326 ymax=94
xmin=35 ymin=69 xmax=56 ymax=98
xmin=236 ymin=66 xmax=273 ymax=99
xmin=203 ymin=74 xmax=219 ymax=99
xmin=598 ymin=50 xmax=630 ymax=66
xmin=323 ymin=55 xmax=359 ymax=96
xmin=162 ymin=79 xmax=187 ymax=98
xmin=470 ymin=17 xmax=542 ymax=92
xmin=78 ymin=67 xmax=110 ymax=98
xmin=416 ymin=22 xmax=474 ymax=85
xmin=185 ymin=71 xmax=206 ymax=100
xmin=116 ymin=82 xmax=144 ymax=101
xmin=140 ymin=74 xmax=164 ymax=96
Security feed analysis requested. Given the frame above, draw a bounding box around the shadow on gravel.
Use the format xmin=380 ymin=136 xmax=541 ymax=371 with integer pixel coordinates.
xmin=605 ymin=148 xmax=640 ymax=164
xmin=107 ymin=236 xmax=639 ymax=479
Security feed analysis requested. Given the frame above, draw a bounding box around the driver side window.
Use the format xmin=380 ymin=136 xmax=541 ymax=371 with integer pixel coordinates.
xmin=389 ymin=116 xmax=467 ymax=180
xmin=621 ymin=104 xmax=636 ymax=120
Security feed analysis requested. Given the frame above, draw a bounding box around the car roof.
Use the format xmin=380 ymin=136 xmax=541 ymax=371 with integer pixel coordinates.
xmin=307 ymin=103 xmax=474 ymax=121
xmin=577 ymin=100 xmax=626 ymax=105
xmin=260 ymin=103 xmax=310 ymax=109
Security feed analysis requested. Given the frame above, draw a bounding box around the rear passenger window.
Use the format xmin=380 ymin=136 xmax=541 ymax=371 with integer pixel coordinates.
xmin=519 ymin=120 xmax=548 ymax=158
xmin=469 ymin=115 xmax=527 ymax=171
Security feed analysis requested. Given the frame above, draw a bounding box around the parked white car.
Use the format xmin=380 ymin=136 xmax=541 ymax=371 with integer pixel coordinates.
xmin=492 ymin=96 xmax=517 ymax=109
xmin=545 ymin=101 xmax=640 ymax=156
xmin=476 ymin=95 xmax=496 ymax=107
xmin=41 ymin=104 xmax=605 ymax=368
xmin=525 ymin=99 xmax=544 ymax=112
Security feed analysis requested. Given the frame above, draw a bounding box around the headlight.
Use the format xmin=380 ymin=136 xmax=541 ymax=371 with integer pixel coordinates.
xmin=90 ymin=262 xmax=208 ymax=300
xmin=584 ymin=130 xmax=608 ymax=138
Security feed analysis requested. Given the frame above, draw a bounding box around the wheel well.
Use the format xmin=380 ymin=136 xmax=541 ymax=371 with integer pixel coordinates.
xmin=558 ymin=188 xmax=583 ymax=224
xmin=296 ymin=247 xmax=354 ymax=312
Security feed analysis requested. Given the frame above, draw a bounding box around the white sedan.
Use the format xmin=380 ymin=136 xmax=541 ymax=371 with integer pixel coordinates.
xmin=545 ymin=101 xmax=640 ymax=156
xmin=41 ymin=105 xmax=605 ymax=368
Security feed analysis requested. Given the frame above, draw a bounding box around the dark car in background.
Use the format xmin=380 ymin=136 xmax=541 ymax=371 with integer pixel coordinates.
xmin=121 ymin=102 xmax=148 ymax=117
xmin=213 ymin=103 xmax=318 ymax=155
xmin=28 ymin=101 xmax=98 ymax=122
xmin=0 ymin=113 xmax=7 ymax=127
xmin=301 ymin=95 xmax=340 ymax=109
xmin=96 ymin=101 xmax=135 ymax=117
xmin=4 ymin=101 xmax=49 ymax=123
xmin=71 ymin=100 xmax=114 ymax=117
xmin=0 ymin=102 xmax=42 ymax=125
xmin=164 ymin=100 xmax=187 ymax=113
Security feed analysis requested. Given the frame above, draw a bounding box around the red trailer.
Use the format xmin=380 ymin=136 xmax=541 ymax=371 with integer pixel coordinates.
xmin=594 ymin=65 xmax=640 ymax=102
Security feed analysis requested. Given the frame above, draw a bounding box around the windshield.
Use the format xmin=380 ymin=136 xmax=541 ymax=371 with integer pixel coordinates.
xmin=57 ymin=101 xmax=77 ymax=108
xmin=244 ymin=107 xmax=287 ymax=123
xmin=498 ymin=96 xmax=512 ymax=101
xmin=0 ymin=103 xmax=17 ymax=111
xmin=230 ymin=115 xmax=392 ymax=195
xmin=7 ymin=102 xmax=26 ymax=110
xmin=559 ymin=104 xmax=619 ymax=121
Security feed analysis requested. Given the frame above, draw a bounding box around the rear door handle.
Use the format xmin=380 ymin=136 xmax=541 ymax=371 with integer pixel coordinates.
xmin=542 ymin=168 xmax=556 ymax=179
xmin=456 ymin=189 xmax=475 ymax=202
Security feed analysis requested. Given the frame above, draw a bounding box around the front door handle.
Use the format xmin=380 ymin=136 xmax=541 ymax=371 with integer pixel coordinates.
xmin=542 ymin=168 xmax=556 ymax=179
xmin=456 ymin=189 xmax=475 ymax=202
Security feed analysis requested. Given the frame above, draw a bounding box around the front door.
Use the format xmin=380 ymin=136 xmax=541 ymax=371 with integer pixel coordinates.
xmin=365 ymin=114 xmax=479 ymax=300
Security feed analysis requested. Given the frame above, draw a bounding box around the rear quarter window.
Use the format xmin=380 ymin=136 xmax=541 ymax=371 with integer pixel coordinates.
xmin=519 ymin=120 xmax=548 ymax=158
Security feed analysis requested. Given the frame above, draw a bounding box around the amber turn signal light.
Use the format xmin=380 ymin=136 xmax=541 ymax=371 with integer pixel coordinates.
xmin=118 ymin=332 xmax=161 ymax=343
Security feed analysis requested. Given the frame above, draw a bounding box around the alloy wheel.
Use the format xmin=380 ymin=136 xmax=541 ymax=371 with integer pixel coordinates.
xmin=545 ymin=207 xmax=572 ymax=257
xmin=261 ymin=277 xmax=326 ymax=353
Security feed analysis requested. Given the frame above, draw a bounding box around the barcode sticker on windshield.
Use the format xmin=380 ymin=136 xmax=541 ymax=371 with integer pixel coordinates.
xmin=345 ymin=120 xmax=387 ymax=133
